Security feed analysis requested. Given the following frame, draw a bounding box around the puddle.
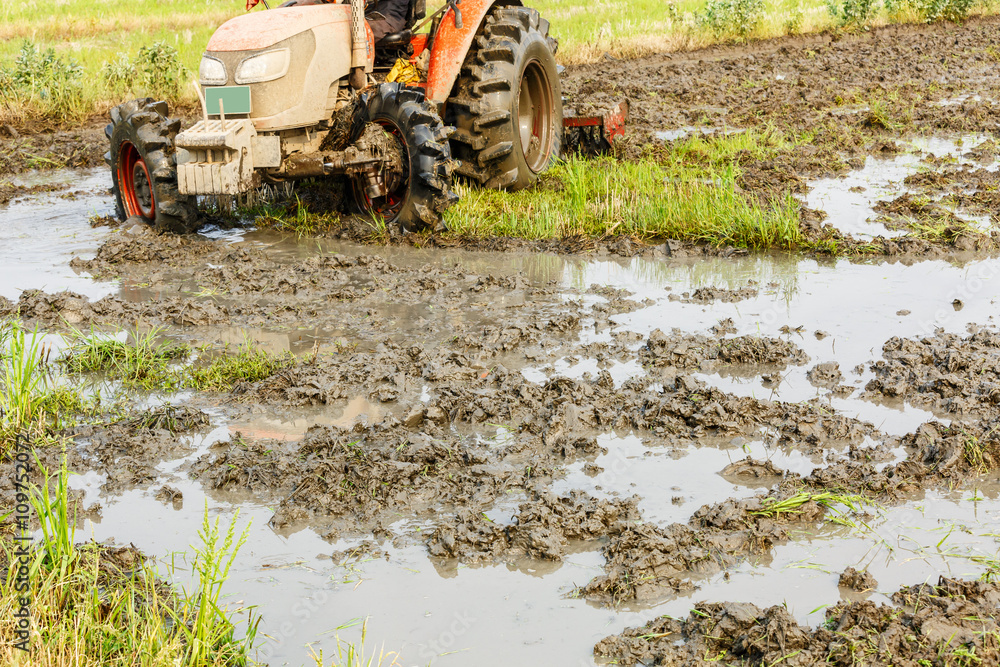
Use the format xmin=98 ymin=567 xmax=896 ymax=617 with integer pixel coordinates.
xmin=230 ymin=396 xmax=386 ymax=441
xmin=0 ymin=168 xmax=115 ymax=300
xmin=655 ymin=126 xmax=745 ymax=142
xmin=7 ymin=163 xmax=1000 ymax=665
xmin=801 ymin=134 xmax=999 ymax=239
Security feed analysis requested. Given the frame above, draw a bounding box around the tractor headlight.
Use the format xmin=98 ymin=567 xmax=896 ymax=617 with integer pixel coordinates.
xmin=199 ymin=55 xmax=227 ymax=85
xmin=235 ymin=49 xmax=290 ymax=84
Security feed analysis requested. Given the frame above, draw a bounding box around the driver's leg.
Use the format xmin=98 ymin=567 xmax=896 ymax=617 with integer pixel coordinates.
xmin=366 ymin=11 xmax=406 ymax=42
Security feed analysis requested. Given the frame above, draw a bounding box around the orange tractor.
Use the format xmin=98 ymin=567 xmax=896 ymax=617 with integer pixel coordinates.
xmin=106 ymin=0 xmax=626 ymax=232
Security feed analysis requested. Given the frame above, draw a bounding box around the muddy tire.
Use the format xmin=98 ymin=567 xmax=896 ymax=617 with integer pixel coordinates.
xmin=349 ymin=83 xmax=458 ymax=233
xmin=447 ymin=6 xmax=563 ymax=191
xmin=105 ymin=98 xmax=199 ymax=233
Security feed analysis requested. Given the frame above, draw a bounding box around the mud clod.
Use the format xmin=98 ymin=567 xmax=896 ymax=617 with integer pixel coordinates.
xmin=596 ymin=577 xmax=1000 ymax=666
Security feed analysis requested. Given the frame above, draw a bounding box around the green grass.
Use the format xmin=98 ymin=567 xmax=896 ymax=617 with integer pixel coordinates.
xmin=1 ymin=320 xmax=50 ymax=443
xmin=750 ymin=490 xmax=867 ymax=521
xmin=308 ymin=619 xmax=400 ymax=667
xmin=0 ymin=457 xmax=258 ymax=666
xmin=60 ymin=325 xmax=190 ymax=392
xmin=60 ymin=326 xmax=292 ymax=393
xmin=445 ymin=130 xmax=803 ymax=248
xmin=185 ymin=343 xmax=293 ymax=392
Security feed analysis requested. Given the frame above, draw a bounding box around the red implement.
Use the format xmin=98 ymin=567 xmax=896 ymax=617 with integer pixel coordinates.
xmin=562 ymin=99 xmax=629 ymax=155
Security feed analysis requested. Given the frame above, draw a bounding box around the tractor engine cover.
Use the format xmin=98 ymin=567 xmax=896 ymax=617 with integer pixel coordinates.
xmin=199 ymin=5 xmax=373 ymax=131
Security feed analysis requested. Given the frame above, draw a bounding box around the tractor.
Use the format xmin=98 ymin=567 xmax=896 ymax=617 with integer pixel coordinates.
xmin=106 ymin=0 xmax=626 ymax=233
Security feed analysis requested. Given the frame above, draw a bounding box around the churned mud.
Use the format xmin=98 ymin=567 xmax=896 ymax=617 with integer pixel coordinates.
xmin=595 ymin=577 xmax=1000 ymax=666
xmin=6 ymin=207 xmax=1000 ymax=662
xmin=5 ymin=18 xmax=1000 ymax=667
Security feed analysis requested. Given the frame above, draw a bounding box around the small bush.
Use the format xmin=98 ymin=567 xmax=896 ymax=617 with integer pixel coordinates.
xmin=698 ymin=0 xmax=765 ymax=37
xmin=910 ymin=0 xmax=977 ymax=21
xmin=100 ymin=41 xmax=185 ymax=99
xmin=826 ymin=0 xmax=880 ymax=26
xmin=0 ymin=42 xmax=84 ymax=121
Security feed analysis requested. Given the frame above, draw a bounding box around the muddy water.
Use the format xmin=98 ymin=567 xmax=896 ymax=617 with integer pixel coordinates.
xmin=802 ymin=134 xmax=999 ymax=240
xmin=5 ymin=172 xmax=1000 ymax=665
xmin=0 ymin=168 xmax=114 ymax=300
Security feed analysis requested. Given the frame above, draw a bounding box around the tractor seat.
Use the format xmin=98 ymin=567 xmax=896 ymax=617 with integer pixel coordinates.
xmin=378 ymin=29 xmax=412 ymax=47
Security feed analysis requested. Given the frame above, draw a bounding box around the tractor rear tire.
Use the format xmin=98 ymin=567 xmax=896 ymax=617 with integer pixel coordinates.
xmin=447 ymin=6 xmax=563 ymax=191
xmin=105 ymin=98 xmax=199 ymax=234
xmin=349 ymin=83 xmax=458 ymax=233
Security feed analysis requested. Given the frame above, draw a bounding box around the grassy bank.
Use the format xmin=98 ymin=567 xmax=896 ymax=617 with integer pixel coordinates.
xmin=2 ymin=0 xmax=998 ymax=125
xmin=0 ymin=455 xmax=257 ymax=666
xmin=251 ymin=128 xmax=808 ymax=250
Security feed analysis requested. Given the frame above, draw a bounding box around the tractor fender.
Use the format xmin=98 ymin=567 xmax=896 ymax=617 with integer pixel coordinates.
xmin=424 ymin=0 xmax=522 ymax=104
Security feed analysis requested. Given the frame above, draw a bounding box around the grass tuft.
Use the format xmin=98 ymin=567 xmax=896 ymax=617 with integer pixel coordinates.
xmin=1 ymin=320 xmax=51 ymax=443
xmin=60 ymin=325 xmax=189 ymax=391
xmin=0 ymin=456 xmax=258 ymax=666
xmin=170 ymin=505 xmax=259 ymax=666
xmin=446 ymin=150 xmax=802 ymax=249
xmin=750 ymin=490 xmax=867 ymax=520
xmin=309 ymin=618 xmax=401 ymax=667
xmin=185 ymin=344 xmax=293 ymax=392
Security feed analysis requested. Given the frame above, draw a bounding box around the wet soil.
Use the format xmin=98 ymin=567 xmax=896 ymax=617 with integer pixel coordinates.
xmin=563 ymin=16 xmax=1000 ymax=253
xmin=5 ymin=18 xmax=1000 ymax=667
xmin=595 ymin=576 xmax=1000 ymax=666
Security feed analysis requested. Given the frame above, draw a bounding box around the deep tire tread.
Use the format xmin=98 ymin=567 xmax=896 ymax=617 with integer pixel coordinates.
xmin=446 ymin=5 xmax=563 ymax=191
xmin=351 ymin=82 xmax=458 ymax=232
xmin=107 ymin=99 xmax=200 ymax=233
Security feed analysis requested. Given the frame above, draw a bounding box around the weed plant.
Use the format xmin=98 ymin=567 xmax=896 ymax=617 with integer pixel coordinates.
xmin=0 ymin=42 xmax=84 ymax=124
xmin=0 ymin=320 xmax=50 ymax=442
xmin=309 ymin=619 xmax=401 ymax=667
xmin=0 ymin=458 xmax=258 ymax=666
xmin=699 ymin=0 xmax=766 ymax=37
xmin=750 ymin=490 xmax=868 ymax=523
xmin=171 ymin=506 xmax=258 ymax=666
xmin=446 ymin=131 xmax=804 ymax=249
xmin=828 ymin=0 xmax=980 ymax=27
xmin=185 ymin=344 xmax=293 ymax=392
xmin=60 ymin=324 xmax=189 ymax=391
xmin=100 ymin=41 xmax=186 ymax=100
xmin=59 ymin=325 xmax=291 ymax=394
xmin=1 ymin=320 xmax=106 ymax=451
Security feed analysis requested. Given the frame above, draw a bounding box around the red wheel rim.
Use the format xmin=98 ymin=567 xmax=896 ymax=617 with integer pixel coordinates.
xmin=356 ymin=120 xmax=409 ymax=220
xmin=118 ymin=141 xmax=155 ymax=220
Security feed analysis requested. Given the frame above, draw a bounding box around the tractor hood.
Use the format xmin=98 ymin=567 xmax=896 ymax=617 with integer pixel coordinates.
xmin=207 ymin=5 xmax=351 ymax=52
xmin=201 ymin=4 xmax=368 ymax=131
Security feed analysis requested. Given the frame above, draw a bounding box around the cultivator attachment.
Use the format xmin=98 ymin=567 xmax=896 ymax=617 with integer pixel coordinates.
xmin=563 ymin=99 xmax=629 ymax=156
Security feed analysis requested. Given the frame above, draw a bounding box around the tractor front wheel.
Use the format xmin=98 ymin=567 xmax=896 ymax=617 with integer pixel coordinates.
xmin=106 ymin=98 xmax=199 ymax=233
xmin=349 ymin=83 xmax=458 ymax=233
xmin=447 ymin=6 xmax=563 ymax=191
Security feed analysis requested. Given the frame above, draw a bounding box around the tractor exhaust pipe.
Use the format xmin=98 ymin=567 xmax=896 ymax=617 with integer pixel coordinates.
xmin=349 ymin=0 xmax=367 ymax=89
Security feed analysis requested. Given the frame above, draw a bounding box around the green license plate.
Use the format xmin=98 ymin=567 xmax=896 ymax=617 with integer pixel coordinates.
xmin=205 ymin=86 xmax=251 ymax=116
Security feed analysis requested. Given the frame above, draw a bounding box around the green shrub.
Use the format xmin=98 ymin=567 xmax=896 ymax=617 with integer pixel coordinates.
xmin=0 ymin=42 xmax=84 ymax=120
xmin=910 ymin=0 xmax=977 ymax=21
xmin=826 ymin=0 xmax=880 ymax=26
xmin=100 ymin=41 xmax=185 ymax=99
xmin=698 ymin=0 xmax=765 ymax=37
